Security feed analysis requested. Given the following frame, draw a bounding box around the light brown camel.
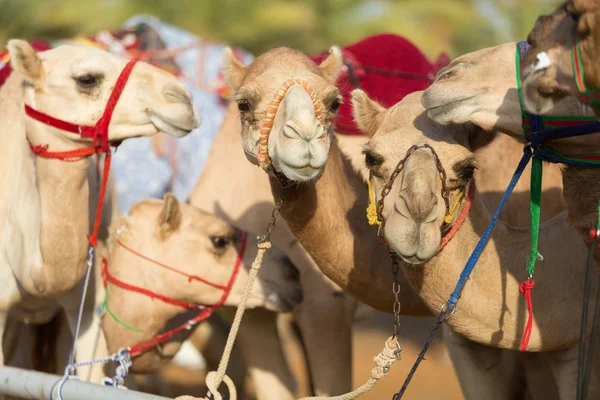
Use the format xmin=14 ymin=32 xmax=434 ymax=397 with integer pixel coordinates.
xmin=355 ymin=89 xmax=600 ymax=397
xmin=188 ymin=48 xmax=368 ymax=398
xmin=0 ymin=40 xmax=198 ymax=390
xmin=421 ymin=40 xmax=600 ymax=264
xmin=101 ymin=194 xmax=301 ymax=378
xmin=218 ymin=46 xmax=578 ymax=399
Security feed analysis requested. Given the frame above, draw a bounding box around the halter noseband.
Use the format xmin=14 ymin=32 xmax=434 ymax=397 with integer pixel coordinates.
xmin=254 ymin=78 xmax=325 ymax=170
xmin=103 ymin=230 xmax=248 ymax=358
xmin=367 ymin=144 xmax=473 ymax=250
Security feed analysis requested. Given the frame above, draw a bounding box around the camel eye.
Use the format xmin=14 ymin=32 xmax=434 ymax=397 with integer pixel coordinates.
xmin=210 ymin=236 xmax=229 ymax=249
xmin=364 ymin=151 xmax=382 ymax=168
xmin=330 ymin=98 xmax=341 ymax=112
xmin=74 ymin=74 xmax=103 ymax=89
xmin=237 ymin=100 xmax=251 ymax=112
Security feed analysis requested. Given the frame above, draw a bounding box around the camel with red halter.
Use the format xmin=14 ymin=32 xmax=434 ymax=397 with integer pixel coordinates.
xmin=100 ymin=194 xmax=302 ymax=396
xmin=0 ymin=39 xmax=198 ymax=393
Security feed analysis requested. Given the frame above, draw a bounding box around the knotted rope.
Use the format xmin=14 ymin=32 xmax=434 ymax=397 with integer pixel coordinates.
xmin=298 ymin=336 xmax=401 ymax=400
xmin=197 ymin=240 xmax=271 ymax=400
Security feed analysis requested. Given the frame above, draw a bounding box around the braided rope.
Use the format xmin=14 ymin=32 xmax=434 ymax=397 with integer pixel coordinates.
xmin=298 ymin=337 xmax=401 ymax=400
xmin=197 ymin=240 xmax=272 ymax=400
xmin=257 ymin=79 xmax=323 ymax=169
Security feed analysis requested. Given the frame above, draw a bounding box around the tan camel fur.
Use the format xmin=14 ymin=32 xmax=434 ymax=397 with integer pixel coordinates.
xmin=101 ymin=195 xmax=301 ymax=398
xmin=355 ymin=90 xmax=600 ymax=397
xmin=0 ymin=40 xmax=198 ymax=390
xmin=421 ymin=41 xmax=600 ymax=265
xmin=219 ymin=46 xmax=576 ymax=399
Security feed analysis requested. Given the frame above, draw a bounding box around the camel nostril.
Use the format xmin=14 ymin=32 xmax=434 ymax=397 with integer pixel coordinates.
xmin=283 ymin=121 xmax=302 ymax=139
xmin=164 ymin=84 xmax=191 ymax=103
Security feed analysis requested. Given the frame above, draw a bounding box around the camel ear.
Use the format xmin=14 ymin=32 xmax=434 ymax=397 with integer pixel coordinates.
xmin=351 ymin=89 xmax=386 ymax=137
xmin=319 ymin=46 xmax=343 ymax=83
xmin=222 ymin=47 xmax=247 ymax=91
xmin=159 ymin=193 xmax=181 ymax=238
xmin=7 ymin=39 xmax=43 ymax=84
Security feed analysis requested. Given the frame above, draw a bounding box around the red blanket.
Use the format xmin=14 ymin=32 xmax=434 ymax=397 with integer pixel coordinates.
xmin=310 ymin=34 xmax=450 ymax=135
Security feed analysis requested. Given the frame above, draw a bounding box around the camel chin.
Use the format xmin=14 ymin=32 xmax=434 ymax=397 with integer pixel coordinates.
xmin=277 ymin=162 xmax=324 ymax=182
xmin=148 ymin=109 xmax=200 ymax=138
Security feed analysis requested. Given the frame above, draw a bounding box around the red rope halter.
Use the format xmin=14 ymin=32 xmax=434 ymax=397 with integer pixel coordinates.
xmin=25 ymin=59 xmax=139 ymax=246
xmin=108 ymin=230 xmax=248 ymax=358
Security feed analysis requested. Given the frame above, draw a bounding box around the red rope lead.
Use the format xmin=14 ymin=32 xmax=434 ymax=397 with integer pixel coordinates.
xmin=519 ymin=279 xmax=535 ymax=351
xmin=116 ymin=239 xmax=227 ymax=289
xmin=101 ymin=258 xmax=204 ymax=310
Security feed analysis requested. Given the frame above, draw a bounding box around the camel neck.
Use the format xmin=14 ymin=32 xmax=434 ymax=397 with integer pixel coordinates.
xmin=269 ymin=138 xmax=429 ymax=315
xmin=2 ymin=74 xmax=91 ymax=296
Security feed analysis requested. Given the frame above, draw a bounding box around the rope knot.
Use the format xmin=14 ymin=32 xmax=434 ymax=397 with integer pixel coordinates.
xmin=370 ymin=336 xmax=401 ymax=380
xmin=257 ymin=240 xmax=272 ymax=250
xmin=519 ymin=279 xmax=535 ymax=294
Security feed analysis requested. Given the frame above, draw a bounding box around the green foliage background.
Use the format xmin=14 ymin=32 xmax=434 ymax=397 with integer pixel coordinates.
xmin=0 ymin=0 xmax=561 ymax=59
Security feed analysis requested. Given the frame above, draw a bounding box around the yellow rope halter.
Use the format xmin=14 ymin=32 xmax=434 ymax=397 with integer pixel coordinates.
xmin=444 ymin=190 xmax=464 ymax=224
xmin=366 ymin=177 xmax=382 ymax=226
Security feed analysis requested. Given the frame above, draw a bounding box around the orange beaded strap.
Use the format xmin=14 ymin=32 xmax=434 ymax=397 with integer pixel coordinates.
xmin=257 ymin=79 xmax=324 ymax=169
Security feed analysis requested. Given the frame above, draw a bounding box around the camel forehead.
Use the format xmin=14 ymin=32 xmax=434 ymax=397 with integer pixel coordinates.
xmin=371 ymin=97 xmax=467 ymax=158
xmin=128 ymin=199 xmax=230 ymax=233
xmin=40 ymin=45 xmax=125 ymax=66
xmin=246 ymin=47 xmax=320 ymax=76
xmin=241 ymin=68 xmax=332 ymax=94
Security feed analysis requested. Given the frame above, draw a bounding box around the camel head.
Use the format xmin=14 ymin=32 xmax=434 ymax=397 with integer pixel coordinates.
xmin=7 ymin=40 xmax=200 ymax=150
xmin=101 ymin=194 xmax=302 ymax=372
xmin=421 ymin=41 xmax=588 ymax=138
xmin=520 ymin=0 xmax=600 ymax=115
xmin=354 ymin=90 xmax=475 ymax=264
xmin=422 ymin=42 xmax=520 ymax=131
xmin=222 ymin=46 xmax=343 ymax=182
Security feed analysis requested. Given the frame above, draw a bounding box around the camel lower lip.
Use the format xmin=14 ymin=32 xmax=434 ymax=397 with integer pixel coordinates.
xmin=149 ymin=114 xmax=193 ymax=138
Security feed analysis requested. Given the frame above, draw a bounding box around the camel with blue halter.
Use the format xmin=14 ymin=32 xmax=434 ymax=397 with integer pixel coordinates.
xmin=0 ymin=39 xmax=198 ymax=395
xmin=356 ymin=90 xmax=600 ymax=399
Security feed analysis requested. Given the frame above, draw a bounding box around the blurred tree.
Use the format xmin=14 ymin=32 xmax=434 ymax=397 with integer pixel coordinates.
xmin=0 ymin=0 xmax=561 ymax=60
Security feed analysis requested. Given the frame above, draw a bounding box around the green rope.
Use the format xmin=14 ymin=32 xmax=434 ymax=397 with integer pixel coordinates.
xmin=527 ymin=157 xmax=543 ymax=277
xmin=103 ymin=288 xmax=144 ymax=333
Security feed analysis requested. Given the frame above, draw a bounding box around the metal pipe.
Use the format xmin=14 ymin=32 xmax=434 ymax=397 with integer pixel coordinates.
xmin=0 ymin=366 xmax=172 ymax=400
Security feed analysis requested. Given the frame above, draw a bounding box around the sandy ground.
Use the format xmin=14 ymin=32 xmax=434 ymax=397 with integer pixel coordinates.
xmin=137 ymin=311 xmax=464 ymax=399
